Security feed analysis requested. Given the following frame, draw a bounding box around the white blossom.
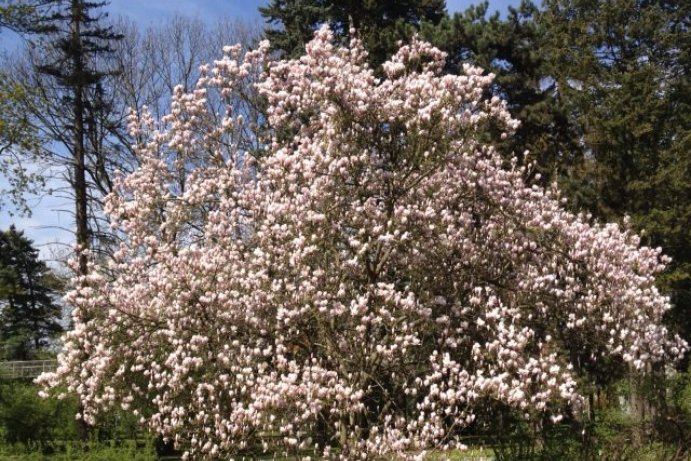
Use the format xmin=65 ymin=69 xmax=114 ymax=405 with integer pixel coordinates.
xmin=38 ymin=26 xmax=685 ymax=460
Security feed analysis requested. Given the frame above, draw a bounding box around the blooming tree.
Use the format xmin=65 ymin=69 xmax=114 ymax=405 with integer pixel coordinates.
xmin=39 ymin=27 xmax=685 ymax=460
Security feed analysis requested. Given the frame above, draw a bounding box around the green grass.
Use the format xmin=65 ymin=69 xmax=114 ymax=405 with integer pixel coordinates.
xmin=425 ymin=448 xmax=494 ymax=460
xmin=0 ymin=439 xmax=160 ymax=461
xmin=0 ymin=444 xmax=496 ymax=461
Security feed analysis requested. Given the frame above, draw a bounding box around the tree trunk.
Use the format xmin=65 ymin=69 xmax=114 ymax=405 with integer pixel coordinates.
xmin=71 ymin=0 xmax=90 ymax=441
xmin=72 ymin=0 xmax=88 ymax=276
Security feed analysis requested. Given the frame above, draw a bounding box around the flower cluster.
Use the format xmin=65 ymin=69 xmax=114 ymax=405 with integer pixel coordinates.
xmin=38 ymin=27 xmax=685 ymax=460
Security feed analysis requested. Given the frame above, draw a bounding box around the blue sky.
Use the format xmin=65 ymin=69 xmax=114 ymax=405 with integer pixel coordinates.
xmin=108 ymin=0 xmax=264 ymax=24
xmin=106 ymin=0 xmax=518 ymax=25
xmin=0 ymin=0 xmax=519 ymax=262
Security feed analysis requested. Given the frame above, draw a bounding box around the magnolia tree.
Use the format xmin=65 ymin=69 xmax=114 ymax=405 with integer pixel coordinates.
xmin=39 ymin=27 xmax=685 ymax=460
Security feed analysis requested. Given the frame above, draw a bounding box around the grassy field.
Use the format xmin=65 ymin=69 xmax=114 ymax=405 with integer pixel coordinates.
xmin=0 ymin=439 xmax=160 ymax=461
xmin=0 ymin=443 xmax=495 ymax=461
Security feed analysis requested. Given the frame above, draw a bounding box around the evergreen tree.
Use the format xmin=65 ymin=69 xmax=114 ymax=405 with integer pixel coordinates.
xmin=426 ymin=1 xmax=690 ymax=357
xmin=258 ymin=0 xmax=328 ymax=59
xmin=422 ymin=1 xmax=583 ymax=186
xmin=538 ymin=0 xmax=691 ymax=360
xmin=259 ymin=0 xmax=446 ymax=69
xmin=0 ymin=226 xmax=63 ymax=360
xmin=32 ymin=0 xmax=122 ymax=273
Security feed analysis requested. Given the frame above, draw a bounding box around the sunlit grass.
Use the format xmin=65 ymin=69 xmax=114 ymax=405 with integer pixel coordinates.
xmin=425 ymin=447 xmax=494 ymax=460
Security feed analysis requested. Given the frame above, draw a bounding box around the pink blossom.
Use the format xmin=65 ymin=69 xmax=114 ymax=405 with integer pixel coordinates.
xmin=38 ymin=26 xmax=685 ymax=460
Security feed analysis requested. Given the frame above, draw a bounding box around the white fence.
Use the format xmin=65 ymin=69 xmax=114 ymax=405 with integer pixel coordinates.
xmin=0 ymin=360 xmax=57 ymax=379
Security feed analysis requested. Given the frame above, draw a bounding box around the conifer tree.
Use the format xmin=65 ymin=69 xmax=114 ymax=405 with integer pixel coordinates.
xmin=425 ymin=1 xmax=690 ymax=359
xmin=538 ymin=0 xmax=691 ymax=359
xmin=0 ymin=226 xmax=62 ymax=360
xmin=32 ymin=0 xmax=122 ymax=273
xmin=422 ymin=1 xmax=582 ymax=186
xmin=259 ymin=0 xmax=446 ymax=69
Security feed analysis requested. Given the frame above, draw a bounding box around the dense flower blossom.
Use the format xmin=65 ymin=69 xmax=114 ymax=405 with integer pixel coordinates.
xmin=38 ymin=27 xmax=685 ymax=460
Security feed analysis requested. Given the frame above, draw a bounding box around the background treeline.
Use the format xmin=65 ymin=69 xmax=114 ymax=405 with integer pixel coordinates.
xmin=0 ymin=0 xmax=689 ymax=459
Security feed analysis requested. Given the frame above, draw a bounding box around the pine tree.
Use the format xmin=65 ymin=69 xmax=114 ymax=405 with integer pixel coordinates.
xmin=422 ymin=1 xmax=583 ymax=186
xmin=426 ymin=1 xmax=690 ymax=356
xmin=32 ymin=0 xmax=122 ymax=274
xmin=258 ymin=0 xmax=328 ymax=60
xmin=538 ymin=0 xmax=691 ymax=360
xmin=259 ymin=0 xmax=446 ymax=69
xmin=0 ymin=226 xmax=63 ymax=360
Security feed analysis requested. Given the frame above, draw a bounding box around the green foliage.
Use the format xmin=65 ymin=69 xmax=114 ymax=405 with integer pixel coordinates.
xmin=0 ymin=0 xmax=58 ymax=34
xmin=259 ymin=0 xmax=446 ymax=69
xmin=0 ymin=381 xmax=157 ymax=460
xmin=0 ymin=381 xmax=78 ymax=446
xmin=0 ymin=61 xmax=47 ymax=216
xmin=538 ymin=0 xmax=691 ymax=363
xmin=0 ymin=226 xmax=63 ymax=360
xmin=538 ymin=0 xmax=689 ymax=212
xmin=671 ymin=368 xmax=691 ymax=416
xmin=0 ymin=446 xmax=156 ymax=461
xmin=0 ymin=438 xmax=158 ymax=460
xmin=487 ymin=369 xmax=691 ymax=461
xmin=421 ymin=1 xmax=583 ymax=186
xmin=0 ymin=4 xmax=62 ymax=216
xmin=424 ymin=0 xmax=690 ymax=371
xmin=258 ymin=0 xmax=329 ymax=59
xmin=493 ymin=426 xmax=587 ymax=461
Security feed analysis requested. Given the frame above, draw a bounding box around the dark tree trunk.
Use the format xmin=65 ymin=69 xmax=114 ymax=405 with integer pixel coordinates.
xmin=71 ymin=0 xmax=89 ymax=276
xmin=70 ymin=0 xmax=90 ymax=440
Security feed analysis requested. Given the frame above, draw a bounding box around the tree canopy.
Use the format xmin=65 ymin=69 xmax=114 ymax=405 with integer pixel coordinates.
xmin=422 ymin=0 xmax=690 ymax=365
xmin=0 ymin=0 xmax=56 ymax=215
xmin=38 ymin=29 xmax=684 ymax=460
xmin=0 ymin=226 xmax=63 ymax=360
xmin=537 ymin=0 xmax=691 ymax=359
xmin=259 ymin=0 xmax=446 ymax=68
